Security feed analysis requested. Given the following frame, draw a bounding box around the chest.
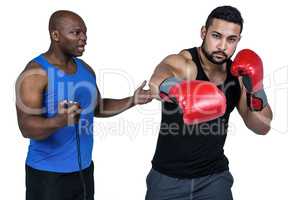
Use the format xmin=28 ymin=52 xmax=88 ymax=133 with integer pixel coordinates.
xmin=44 ymin=67 xmax=97 ymax=115
xmin=202 ymin=69 xmax=227 ymax=86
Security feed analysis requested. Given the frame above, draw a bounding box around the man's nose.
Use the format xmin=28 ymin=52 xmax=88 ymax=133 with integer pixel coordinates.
xmin=79 ymin=32 xmax=87 ymax=43
xmin=217 ymin=39 xmax=227 ymax=51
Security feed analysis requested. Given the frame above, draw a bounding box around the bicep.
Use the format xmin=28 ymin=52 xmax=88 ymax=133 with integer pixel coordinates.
xmin=15 ymin=67 xmax=47 ymax=118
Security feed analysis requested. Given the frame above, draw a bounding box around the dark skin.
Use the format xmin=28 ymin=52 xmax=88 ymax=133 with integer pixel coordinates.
xmin=16 ymin=10 xmax=152 ymax=140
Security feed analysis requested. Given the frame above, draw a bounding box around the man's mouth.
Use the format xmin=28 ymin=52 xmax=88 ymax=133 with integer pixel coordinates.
xmin=213 ymin=52 xmax=226 ymax=59
xmin=77 ymin=45 xmax=85 ymax=52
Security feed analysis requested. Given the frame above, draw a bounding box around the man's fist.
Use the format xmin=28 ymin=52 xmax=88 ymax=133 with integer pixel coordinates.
xmin=56 ymin=100 xmax=82 ymax=126
xmin=160 ymin=77 xmax=226 ymax=124
xmin=231 ymin=49 xmax=268 ymax=111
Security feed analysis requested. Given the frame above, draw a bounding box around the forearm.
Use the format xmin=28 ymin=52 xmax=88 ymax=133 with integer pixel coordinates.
xmin=243 ymin=104 xmax=273 ymax=135
xmin=19 ymin=115 xmax=63 ymax=140
xmin=237 ymin=77 xmax=273 ymax=135
xmin=94 ymin=97 xmax=134 ymax=118
xmin=149 ymin=64 xmax=176 ymax=99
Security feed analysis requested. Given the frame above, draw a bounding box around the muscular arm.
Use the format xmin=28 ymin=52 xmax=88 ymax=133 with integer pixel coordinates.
xmin=80 ymin=60 xmax=147 ymax=118
xmin=94 ymin=85 xmax=152 ymax=117
xmin=148 ymin=50 xmax=227 ymax=124
xmin=148 ymin=50 xmax=197 ymax=99
xmin=16 ymin=62 xmax=65 ymax=140
xmin=94 ymin=93 xmax=134 ymax=118
xmin=237 ymin=78 xmax=273 ymax=135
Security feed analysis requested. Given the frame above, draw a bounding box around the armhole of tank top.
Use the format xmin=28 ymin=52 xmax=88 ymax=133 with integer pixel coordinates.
xmin=76 ymin=58 xmax=97 ymax=79
xmin=30 ymin=56 xmax=49 ymax=94
xmin=226 ymin=60 xmax=233 ymax=79
xmin=32 ymin=55 xmax=49 ymax=72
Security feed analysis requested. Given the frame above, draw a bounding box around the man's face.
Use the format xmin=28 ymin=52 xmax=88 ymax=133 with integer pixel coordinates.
xmin=55 ymin=16 xmax=87 ymax=57
xmin=201 ymin=18 xmax=241 ymax=65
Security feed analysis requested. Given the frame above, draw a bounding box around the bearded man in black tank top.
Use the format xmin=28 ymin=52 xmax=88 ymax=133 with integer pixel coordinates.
xmin=146 ymin=6 xmax=273 ymax=200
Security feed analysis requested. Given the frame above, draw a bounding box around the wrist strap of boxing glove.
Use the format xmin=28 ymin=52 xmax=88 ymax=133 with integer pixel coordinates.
xmin=247 ymin=89 xmax=268 ymax=111
xmin=159 ymin=77 xmax=182 ymax=103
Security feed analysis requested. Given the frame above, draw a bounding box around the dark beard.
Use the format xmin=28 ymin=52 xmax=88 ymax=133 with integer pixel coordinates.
xmin=201 ymin=44 xmax=229 ymax=65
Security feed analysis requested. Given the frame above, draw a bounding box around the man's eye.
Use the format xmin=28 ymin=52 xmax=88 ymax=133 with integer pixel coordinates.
xmin=212 ymin=34 xmax=220 ymax=38
xmin=229 ymin=38 xmax=237 ymax=42
xmin=71 ymin=31 xmax=80 ymax=35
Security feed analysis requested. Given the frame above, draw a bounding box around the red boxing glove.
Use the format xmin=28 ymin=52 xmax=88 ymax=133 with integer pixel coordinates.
xmin=231 ymin=49 xmax=268 ymax=111
xmin=160 ymin=77 xmax=226 ymax=124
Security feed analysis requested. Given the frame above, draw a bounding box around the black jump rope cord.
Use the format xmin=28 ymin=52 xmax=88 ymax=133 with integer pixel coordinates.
xmin=75 ymin=124 xmax=87 ymax=200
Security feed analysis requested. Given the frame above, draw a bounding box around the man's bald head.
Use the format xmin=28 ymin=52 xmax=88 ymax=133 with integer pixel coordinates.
xmin=48 ymin=10 xmax=84 ymax=33
xmin=47 ymin=10 xmax=87 ymax=56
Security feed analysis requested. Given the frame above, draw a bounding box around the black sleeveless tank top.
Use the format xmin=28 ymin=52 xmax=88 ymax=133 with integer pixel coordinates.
xmin=151 ymin=47 xmax=241 ymax=178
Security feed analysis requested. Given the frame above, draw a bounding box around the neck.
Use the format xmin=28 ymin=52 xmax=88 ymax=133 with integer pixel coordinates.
xmin=198 ymin=47 xmax=226 ymax=73
xmin=44 ymin=44 xmax=73 ymax=67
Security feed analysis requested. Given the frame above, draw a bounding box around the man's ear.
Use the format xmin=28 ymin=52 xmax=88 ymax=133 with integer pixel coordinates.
xmin=51 ymin=30 xmax=59 ymax=42
xmin=200 ymin=26 xmax=207 ymax=40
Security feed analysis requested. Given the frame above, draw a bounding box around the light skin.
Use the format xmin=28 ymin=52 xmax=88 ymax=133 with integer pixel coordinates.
xmin=16 ymin=10 xmax=152 ymax=140
xmin=149 ymin=18 xmax=273 ymax=135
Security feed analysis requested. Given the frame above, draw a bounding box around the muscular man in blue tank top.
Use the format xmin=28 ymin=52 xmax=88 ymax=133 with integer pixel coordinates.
xmin=15 ymin=10 xmax=152 ymax=200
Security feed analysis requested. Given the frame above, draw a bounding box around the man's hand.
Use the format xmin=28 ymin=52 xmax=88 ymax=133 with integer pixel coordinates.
xmin=55 ymin=100 xmax=82 ymax=126
xmin=231 ymin=49 xmax=268 ymax=111
xmin=159 ymin=78 xmax=227 ymax=124
xmin=133 ymin=81 xmax=153 ymax=105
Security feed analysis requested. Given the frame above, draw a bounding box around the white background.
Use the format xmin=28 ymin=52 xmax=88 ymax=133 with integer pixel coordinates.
xmin=1 ymin=0 xmax=298 ymax=199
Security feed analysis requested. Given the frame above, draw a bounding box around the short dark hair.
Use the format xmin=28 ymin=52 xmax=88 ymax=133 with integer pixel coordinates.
xmin=205 ymin=6 xmax=243 ymax=33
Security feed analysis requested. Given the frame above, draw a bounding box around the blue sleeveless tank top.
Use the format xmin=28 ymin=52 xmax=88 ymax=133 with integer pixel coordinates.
xmin=25 ymin=54 xmax=97 ymax=173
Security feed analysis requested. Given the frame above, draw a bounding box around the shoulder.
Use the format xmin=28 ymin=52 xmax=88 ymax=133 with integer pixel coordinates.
xmin=17 ymin=60 xmax=47 ymax=85
xmin=15 ymin=60 xmax=48 ymax=96
xmin=161 ymin=49 xmax=193 ymax=66
xmin=178 ymin=49 xmax=193 ymax=60
xmin=160 ymin=49 xmax=197 ymax=80
xmin=24 ymin=60 xmax=45 ymax=72
xmin=178 ymin=49 xmax=197 ymax=79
